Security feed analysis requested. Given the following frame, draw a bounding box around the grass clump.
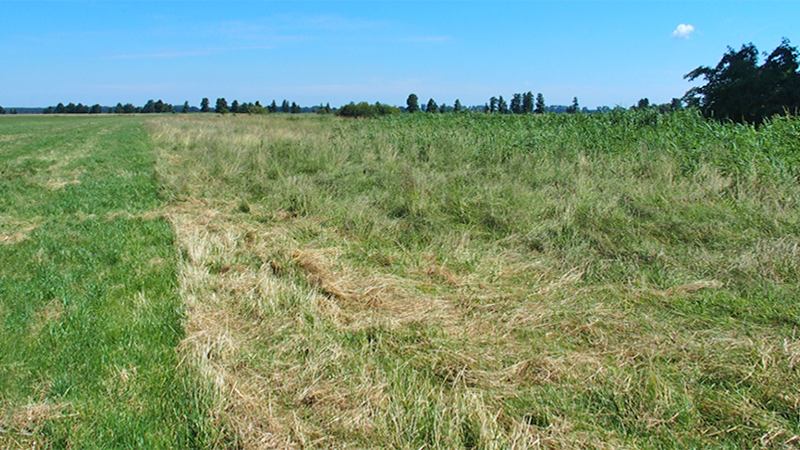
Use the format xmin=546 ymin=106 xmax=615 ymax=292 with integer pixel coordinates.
xmin=148 ymin=110 xmax=800 ymax=449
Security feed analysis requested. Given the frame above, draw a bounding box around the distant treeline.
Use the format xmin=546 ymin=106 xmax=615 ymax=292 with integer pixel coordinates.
xmin=9 ymin=39 xmax=799 ymax=124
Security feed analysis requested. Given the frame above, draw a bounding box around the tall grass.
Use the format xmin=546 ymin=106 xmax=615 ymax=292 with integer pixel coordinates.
xmin=152 ymin=111 xmax=800 ymax=449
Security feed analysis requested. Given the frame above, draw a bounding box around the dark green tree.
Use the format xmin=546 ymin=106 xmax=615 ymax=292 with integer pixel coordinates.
xmin=55 ymin=103 xmax=66 ymax=114
xmin=65 ymin=103 xmax=76 ymax=114
xmin=215 ymin=98 xmax=228 ymax=114
xmin=454 ymin=99 xmax=462 ymax=112
xmin=268 ymin=100 xmax=277 ymax=113
xmin=123 ymin=103 xmax=137 ymax=114
xmin=566 ymin=97 xmax=579 ymax=114
xmin=522 ymin=92 xmax=534 ymax=114
xmin=115 ymin=103 xmax=124 ymax=114
xmin=439 ymin=103 xmax=447 ymax=113
xmin=498 ymin=96 xmax=508 ymax=114
xmin=636 ymin=98 xmax=650 ymax=110
xmin=489 ymin=97 xmax=498 ymax=113
xmin=337 ymin=101 xmax=400 ymax=118
xmin=684 ymin=39 xmax=800 ymax=123
xmin=154 ymin=99 xmax=165 ymax=113
xmin=142 ymin=100 xmax=156 ymax=114
xmin=200 ymin=98 xmax=210 ymax=112
xmin=230 ymin=100 xmax=239 ymax=113
xmin=406 ymin=94 xmax=420 ymax=113
xmin=89 ymin=104 xmax=103 ymax=114
xmin=182 ymin=101 xmax=190 ymax=113
xmin=290 ymin=102 xmax=301 ymax=113
xmin=325 ymin=103 xmax=331 ymax=114
xmin=281 ymin=100 xmax=290 ymax=113
xmin=426 ymin=98 xmax=438 ymax=113
xmin=0 ymin=106 xmax=5 ymax=114
xmin=510 ymin=93 xmax=522 ymax=114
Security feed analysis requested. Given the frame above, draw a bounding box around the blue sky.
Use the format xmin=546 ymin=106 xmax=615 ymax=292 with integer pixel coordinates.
xmin=1 ymin=1 xmax=797 ymax=108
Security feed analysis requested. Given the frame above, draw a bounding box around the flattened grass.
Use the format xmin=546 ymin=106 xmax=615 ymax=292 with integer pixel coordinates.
xmin=0 ymin=116 xmax=221 ymax=449
xmin=152 ymin=111 xmax=800 ymax=449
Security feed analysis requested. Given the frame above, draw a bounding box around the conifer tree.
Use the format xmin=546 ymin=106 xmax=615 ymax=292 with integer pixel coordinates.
xmin=426 ymin=98 xmax=438 ymax=113
xmin=535 ymin=93 xmax=546 ymax=114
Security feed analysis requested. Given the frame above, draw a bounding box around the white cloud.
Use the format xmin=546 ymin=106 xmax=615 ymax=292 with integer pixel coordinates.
xmin=671 ymin=24 xmax=695 ymax=39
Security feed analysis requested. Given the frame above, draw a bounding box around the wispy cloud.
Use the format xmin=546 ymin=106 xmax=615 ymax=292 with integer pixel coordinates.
xmin=394 ymin=36 xmax=452 ymax=43
xmin=102 ymin=46 xmax=272 ymax=60
xmin=295 ymin=14 xmax=386 ymax=31
xmin=671 ymin=24 xmax=695 ymax=39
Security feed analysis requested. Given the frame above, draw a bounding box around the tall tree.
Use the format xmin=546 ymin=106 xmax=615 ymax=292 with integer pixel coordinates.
xmin=200 ymin=98 xmax=210 ymax=112
xmin=182 ymin=101 xmax=190 ymax=113
xmin=55 ymin=103 xmax=66 ymax=114
xmin=498 ymin=96 xmax=508 ymax=114
xmin=454 ymin=99 xmax=462 ymax=113
xmin=535 ymin=93 xmax=546 ymax=114
xmin=439 ymin=103 xmax=447 ymax=113
xmin=154 ymin=99 xmax=165 ymax=113
xmin=489 ymin=97 xmax=498 ymax=114
xmin=510 ymin=93 xmax=522 ymax=114
xmin=426 ymin=98 xmax=438 ymax=113
xmin=281 ymin=100 xmax=290 ymax=113
xmin=230 ymin=100 xmax=239 ymax=113
xmin=636 ymin=98 xmax=650 ymax=110
xmin=0 ymin=106 xmax=5 ymax=115
xmin=406 ymin=93 xmax=420 ymax=113
xmin=215 ymin=98 xmax=228 ymax=114
xmin=685 ymin=39 xmax=800 ymax=123
xmin=290 ymin=102 xmax=301 ymax=113
xmin=566 ymin=97 xmax=579 ymax=114
xmin=89 ymin=104 xmax=103 ymax=114
xmin=522 ymin=92 xmax=534 ymax=114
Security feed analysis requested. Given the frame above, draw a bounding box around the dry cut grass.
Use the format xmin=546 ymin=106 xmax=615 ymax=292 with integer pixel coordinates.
xmin=152 ymin=113 xmax=800 ymax=449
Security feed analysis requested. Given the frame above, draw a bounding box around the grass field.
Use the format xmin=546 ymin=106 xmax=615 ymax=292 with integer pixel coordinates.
xmin=2 ymin=111 xmax=800 ymax=449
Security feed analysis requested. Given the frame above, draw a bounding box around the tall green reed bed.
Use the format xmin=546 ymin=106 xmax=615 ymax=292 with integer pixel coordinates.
xmin=0 ymin=116 xmax=220 ymax=449
xmin=153 ymin=111 xmax=800 ymax=449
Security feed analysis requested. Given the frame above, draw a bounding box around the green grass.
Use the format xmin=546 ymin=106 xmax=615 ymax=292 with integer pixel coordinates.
xmin=0 ymin=116 xmax=222 ymax=448
xmin=3 ymin=111 xmax=800 ymax=448
xmin=151 ymin=111 xmax=800 ymax=449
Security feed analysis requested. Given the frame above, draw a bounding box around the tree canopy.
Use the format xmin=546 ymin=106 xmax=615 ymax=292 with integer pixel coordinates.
xmin=406 ymin=94 xmax=419 ymax=113
xmin=684 ymin=38 xmax=800 ymax=124
xmin=336 ymin=102 xmax=400 ymax=118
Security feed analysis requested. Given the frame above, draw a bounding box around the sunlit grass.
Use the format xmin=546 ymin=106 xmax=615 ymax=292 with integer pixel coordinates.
xmin=151 ymin=111 xmax=800 ymax=449
xmin=0 ymin=116 xmax=222 ymax=449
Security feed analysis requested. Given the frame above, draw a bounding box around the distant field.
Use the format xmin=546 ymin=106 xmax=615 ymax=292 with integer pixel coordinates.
xmin=2 ymin=112 xmax=800 ymax=449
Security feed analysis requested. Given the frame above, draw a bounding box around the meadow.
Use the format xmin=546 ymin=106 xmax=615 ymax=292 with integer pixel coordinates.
xmin=2 ymin=110 xmax=800 ymax=449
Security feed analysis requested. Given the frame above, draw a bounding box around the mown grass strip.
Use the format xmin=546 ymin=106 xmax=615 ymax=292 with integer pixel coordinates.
xmin=0 ymin=116 xmax=222 ymax=449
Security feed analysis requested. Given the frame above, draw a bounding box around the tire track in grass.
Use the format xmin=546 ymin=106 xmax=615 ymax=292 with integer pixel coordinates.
xmin=0 ymin=116 xmax=224 ymax=449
